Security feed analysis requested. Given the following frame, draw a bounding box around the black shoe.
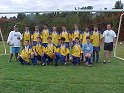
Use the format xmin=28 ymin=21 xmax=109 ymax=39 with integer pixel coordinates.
xmin=102 ymin=62 xmax=106 ymax=64
xmin=55 ymin=63 xmax=58 ymax=66
xmin=108 ymin=62 xmax=111 ymax=64
xmin=8 ymin=60 xmax=11 ymax=63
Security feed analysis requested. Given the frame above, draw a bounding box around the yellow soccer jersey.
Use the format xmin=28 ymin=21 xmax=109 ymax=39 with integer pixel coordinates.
xmin=72 ymin=30 xmax=81 ymax=41
xmin=22 ymin=31 xmax=31 ymax=45
xmin=51 ymin=32 xmax=60 ymax=46
xmin=20 ymin=46 xmax=32 ymax=62
xmin=72 ymin=44 xmax=83 ymax=57
xmin=91 ymin=31 xmax=102 ymax=47
xmin=31 ymin=32 xmax=42 ymax=42
xmin=45 ymin=43 xmax=57 ymax=58
xmin=33 ymin=43 xmax=45 ymax=55
xmin=57 ymin=44 xmax=69 ymax=56
xmin=81 ymin=32 xmax=90 ymax=44
xmin=41 ymin=29 xmax=50 ymax=43
xmin=60 ymin=31 xmax=69 ymax=42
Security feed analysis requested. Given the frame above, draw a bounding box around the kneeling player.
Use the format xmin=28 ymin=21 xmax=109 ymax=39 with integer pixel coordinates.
xmin=42 ymin=37 xmax=57 ymax=66
xmin=82 ymin=36 xmax=93 ymax=67
xmin=31 ymin=37 xmax=45 ymax=65
xmin=18 ymin=40 xmax=32 ymax=65
xmin=54 ymin=37 xmax=69 ymax=66
xmin=71 ymin=37 xmax=83 ymax=66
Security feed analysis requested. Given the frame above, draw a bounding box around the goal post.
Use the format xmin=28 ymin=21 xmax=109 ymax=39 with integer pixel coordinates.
xmin=114 ymin=13 xmax=124 ymax=61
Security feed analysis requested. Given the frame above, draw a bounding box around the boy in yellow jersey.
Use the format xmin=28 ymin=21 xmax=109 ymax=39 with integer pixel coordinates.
xmin=50 ymin=26 xmax=60 ymax=46
xmin=60 ymin=25 xmax=70 ymax=48
xmin=91 ymin=25 xmax=102 ymax=63
xmin=18 ymin=40 xmax=32 ymax=65
xmin=42 ymin=37 xmax=57 ymax=66
xmin=81 ymin=27 xmax=91 ymax=45
xmin=32 ymin=37 xmax=45 ymax=65
xmin=31 ymin=26 xmax=42 ymax=46
xmin=41 ymin=24 xmax=50 ymax=47
xmin=72 ymin=24 xmax=82 ymax=44
xmin=22 ymin=26 xmax=31 ymax=46
xmin=54 ymin=37 xmax=69 ymax=66
xmin=71 ymin=37 xmax=83 ymax=66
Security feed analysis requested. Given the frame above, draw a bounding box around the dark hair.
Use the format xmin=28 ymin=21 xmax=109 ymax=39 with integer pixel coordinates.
xmin=107 ymin=23 xmax=112 ymax=27
xmin=44 ymin=24 xmax=48 ymax=27
xmin=47 ymin=37 xmax=52 ymax=40
xmin=75 ymin=37 xmax=79 ymax=40
xmin=86 ymin=36 xmax=90 ymax=39
xmin=61 ymin=37 xmax=66 ymax=41
xmin=25 ymin=40 xmax=29 ymax=42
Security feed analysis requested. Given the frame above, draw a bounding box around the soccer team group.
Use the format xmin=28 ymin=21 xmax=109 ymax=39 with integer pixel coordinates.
xmin=7 ymin=24 xmax=116 ymax=67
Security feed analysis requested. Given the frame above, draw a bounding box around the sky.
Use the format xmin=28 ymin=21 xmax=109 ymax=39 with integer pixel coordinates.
xmin=0 ymin=0 xmax=123 ymax=17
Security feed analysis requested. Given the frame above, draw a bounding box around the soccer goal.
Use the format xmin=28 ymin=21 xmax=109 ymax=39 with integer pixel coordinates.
xmin=114 ymin=13 xmax=124 ymax=60
xmin=0 ymin=10 xmax=124 ymax=60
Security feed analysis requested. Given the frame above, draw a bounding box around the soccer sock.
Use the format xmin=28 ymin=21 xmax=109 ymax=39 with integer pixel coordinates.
xmin=87 ymin=58 xmax=91 ymax=65
xmin=31 ymin=58 xmax=35 ymax=65
xmin=96 ymin=55 xmax=99 ymax=63
xmin=19 ymin=57 xmax=24 ymax=64
xmin=93 ymin=52 xmax=95 ymax=62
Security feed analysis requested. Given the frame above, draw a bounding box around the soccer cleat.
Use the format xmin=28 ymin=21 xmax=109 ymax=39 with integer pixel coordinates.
xmin=55 ymin=63 xmax=58 ymax=66
xmin=8 ymin=60 xmax=11 ymax=63
xmin=108 ymin=62 xmax=111 ymax=64
xmin=102 ymin=62 xmax=106 ymax=64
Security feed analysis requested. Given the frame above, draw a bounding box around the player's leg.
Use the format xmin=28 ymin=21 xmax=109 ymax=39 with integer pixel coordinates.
xmin=42 ymin=53 xmax=47 ymax=66
xmin=8 ymin=47 xmax=13 ymax=62
xmin=103 ymin=43 xmax=108 ymax=64
xmin=54 ymin=53 xmax=59 ymax=66
xmin=15 ymin=47 xmax=20 ymax=62
xmin=31 ymin=52 xmax=36 ymax=65
xmin=107 ymin=42 xmax=113 ymax=64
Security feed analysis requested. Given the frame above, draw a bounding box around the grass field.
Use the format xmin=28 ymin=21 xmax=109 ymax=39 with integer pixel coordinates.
xmin=0 ymin=42 xmax=124 ymax=93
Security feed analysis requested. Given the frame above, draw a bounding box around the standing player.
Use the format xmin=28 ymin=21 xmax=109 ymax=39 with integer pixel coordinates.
xmin=42 ymin=37 xmax=57 ymax=66
xmin=81 ymin=27 xmax=91 ymax=45
xmin=82 ymin=36 xmax=93 ymax=67
xmin=41 ymin=24 xmax=50 ymax=47
xmin=31 ymin=26 xmax=41 ymax=46
xmin=22 ymin=26 xmax=32 ymax=46
xmin=54 ymin=37 xmax=69 ymax=66
xmin=60 ymin=25 xmax=70 ymax=48
xmin=50 ymin=26 xmax=60 ymax=47
xmin=103 ymin=24 xmax=116 ymax=64
xmin=72 ymin=24 xmax=81 ymax=44
xmin=18 ymin=40 xmax=32 ymax=65
xmin=7 ymin=25 xmax=22 ymax=62
xmin=71 ymin=37 xmax=83 ymax=66
xmin=91 ymin=25 xmax=102 ymax=63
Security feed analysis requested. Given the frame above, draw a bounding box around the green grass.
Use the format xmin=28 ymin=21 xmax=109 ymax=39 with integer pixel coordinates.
xmin=0 ymin=42 xmax=124 ymax=93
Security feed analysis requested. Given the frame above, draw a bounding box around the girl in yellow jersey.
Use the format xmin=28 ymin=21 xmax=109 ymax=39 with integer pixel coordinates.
xmin=50 ymin=26 xmax=60 ymax=47
xmin=60 ymin=25 xmax=70 ymax=48
xmin=71 ymin=37 xmax=83 ymax=66
xmin=18 ymin=40 xmax=32 ymax=65
xmin=22 ymin=26 xmax=32 ymax=46
xmin=72 ymin=24 xmax=82 ymax=44
xmin=54 ymin=37 xmax=69 ymax=66
xmin=91 ymin=25 xmax=102 ymax=63
xmin=41 ymin=24 xmax=50 ymax=47
xmin=31 ymin=26 xmax=42 ymax=46
xmin=42 ymin=37 xmax=57 ymax=66
xmin=81 ymin=27 xmax=91 ymax=45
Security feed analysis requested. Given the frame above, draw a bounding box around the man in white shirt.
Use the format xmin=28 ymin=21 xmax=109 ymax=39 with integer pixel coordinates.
xmin=7 ymin=25 xmax=22 ymax=62
xmin=102 ymin=24 xmax=116 ymax=64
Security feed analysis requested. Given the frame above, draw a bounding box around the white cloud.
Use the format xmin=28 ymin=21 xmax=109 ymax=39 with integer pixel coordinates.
xmin=0 ymin=0 xmax=122 ymax=17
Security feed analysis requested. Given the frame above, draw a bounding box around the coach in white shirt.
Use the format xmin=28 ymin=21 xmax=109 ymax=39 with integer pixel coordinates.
xmin=102 ymin=24 xmax=116 ymax=64
xmin=7 ymin=25 xmax=22 ymax=62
